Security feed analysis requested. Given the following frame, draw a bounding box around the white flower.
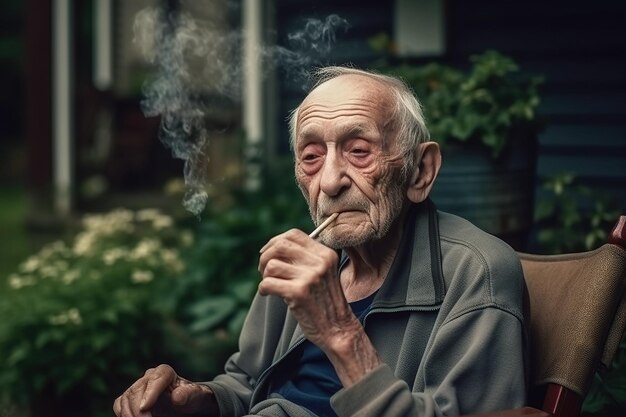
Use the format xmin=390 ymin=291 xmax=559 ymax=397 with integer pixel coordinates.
xmin=49 ymin=308 xmax=82 ymax=326
xmin=152 ymin=215 xmax=173 ymax=230
xmin=131 ymin=238 xmax=161 ymax=260
xmin=131 ymin=269 xmax=154 ymax=284
xmin=40 ymin=241 xmax=69 ymax=259
xmin=73 ymin=231 xmax=96 ymax=255
xmin=40 ymin=265 xmax=59 ymax=279
xmin=8 ymin=274 xmax=35 ymax=289
xmin=136 ymin=208 xmax=161 ymax=221
xmin=62 ymin=269 xmax=80 ymax=284
xmin=102 ymin=248 xmax=127 ymax=265
xmin=82 ymin=208 xmax=134 ymax=235
xmin=136 ymin=208 xmax=173 ymax=230
xmin=20 ymin=256 xmax=41 ymax=273
xmin=161 ymin=249 xmax=184 ymax=273
xmin=180 ymin=230 xmax=194 ymax=247
xmin=67 ymin=308 xmax=82 ymax=324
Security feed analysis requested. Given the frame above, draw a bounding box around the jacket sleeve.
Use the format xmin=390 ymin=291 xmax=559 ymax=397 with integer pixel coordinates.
xmin=201 ymin=293 xmax=290 ymax=417
xmin=330 ymin=307 xmax=527 ymax=417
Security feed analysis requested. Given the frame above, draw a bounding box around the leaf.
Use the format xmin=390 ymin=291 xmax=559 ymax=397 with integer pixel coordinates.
xmin=188 ymin=297 xmax=237 ymax=333
xmin=535 ymin=199 xmax=555 ymax=221
xmin=228 ymin=310 xmax=249 ymax=335
xmin=90 ymin=376 xmax=108 ymax=394
xmin=583 ymin=376 xmax=611 ymax=413
xmin=91 ymin=332 xmax=114 ymax=351
xmin=230 ymin=280 xmax=257 ymax=303
xmin=601 ymin=370 xmax=626 ymax=403
xmin=7 ymin=345 xmax=30 ymax=366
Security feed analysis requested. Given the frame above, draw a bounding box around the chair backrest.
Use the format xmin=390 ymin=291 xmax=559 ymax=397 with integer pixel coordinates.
xmin=518 ymin=216 xmax=626 ymax=417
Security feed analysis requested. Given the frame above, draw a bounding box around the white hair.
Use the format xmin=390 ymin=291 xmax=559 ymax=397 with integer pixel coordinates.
xmin=288 ymin=66 xmax=430 ymax=179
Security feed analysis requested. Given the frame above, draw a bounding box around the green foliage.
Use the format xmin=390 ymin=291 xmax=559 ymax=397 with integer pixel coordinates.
xmin=0 ymin=159 xmax=311 ymax=415
xmin=0 ymin=208 xmax=191 ymax=413
xmin=0 ymin=186 xmax=29 ymax=282
xmin=583 ymin=338 xmax=626 ymax=416
xmin=534 ymin=172 xmax=620 ymax=254
xmin=370 ymin=37 xmax=543 ymax=157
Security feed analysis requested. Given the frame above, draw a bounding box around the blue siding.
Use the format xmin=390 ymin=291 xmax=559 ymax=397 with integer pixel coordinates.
xmin=447 ymin=0 xmax=626 ymax=210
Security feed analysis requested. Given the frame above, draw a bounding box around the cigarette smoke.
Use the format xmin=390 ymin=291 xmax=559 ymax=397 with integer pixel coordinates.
xmin=133 ymin=5 xmax=348 ymax=216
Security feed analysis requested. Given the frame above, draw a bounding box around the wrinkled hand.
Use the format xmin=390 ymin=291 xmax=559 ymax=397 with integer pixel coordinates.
xmin=258 ymin=229 xmax=360 ymax=351
xmin=113 ymin=364 xmax=218 ymax=417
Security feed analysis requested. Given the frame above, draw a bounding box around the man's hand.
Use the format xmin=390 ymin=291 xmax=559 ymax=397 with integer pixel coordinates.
xmin=258 ymin=229 xmax=382 ymax=387
xmin=258 ymin=229 xmax=357 ymax=351
xmin=113 ymin=364 xmax=218 ymax=417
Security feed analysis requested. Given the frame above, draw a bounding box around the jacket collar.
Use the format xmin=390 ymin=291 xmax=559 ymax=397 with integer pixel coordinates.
xmin=289 ymin=200 xmax=445 ymax=347
xmin=369 ymin=199 xmax=446 ymax=309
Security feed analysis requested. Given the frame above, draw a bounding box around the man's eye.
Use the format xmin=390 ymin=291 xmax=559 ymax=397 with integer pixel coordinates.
xmin=303 ymin=153 xmax=319 ymax=161
xmin=351 ymin=148 xmax=368 ymax=156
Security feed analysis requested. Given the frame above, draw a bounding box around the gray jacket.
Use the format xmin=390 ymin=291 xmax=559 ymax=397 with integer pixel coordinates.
xmin=204 ymin=200 xmax=528 ymax=417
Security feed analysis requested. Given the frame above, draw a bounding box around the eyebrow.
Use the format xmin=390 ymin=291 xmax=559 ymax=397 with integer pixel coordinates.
xmin=297 ymin=127 xmax=322 ymax=145
xmin=335 ymin=121 xmax=379 ymax=141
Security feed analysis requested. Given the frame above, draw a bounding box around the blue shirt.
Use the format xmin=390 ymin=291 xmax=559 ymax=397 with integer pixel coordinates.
xmin=272 ymin=292 xmax=377 ymax=417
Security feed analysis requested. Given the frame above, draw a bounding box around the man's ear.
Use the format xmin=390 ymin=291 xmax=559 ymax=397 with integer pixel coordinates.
xmin=406 ymin=141 xmax=442 ymax=203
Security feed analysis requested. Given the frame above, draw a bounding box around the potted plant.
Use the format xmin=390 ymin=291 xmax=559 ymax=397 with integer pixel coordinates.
xmin=371 ymin=42 xmax=543 ymax=249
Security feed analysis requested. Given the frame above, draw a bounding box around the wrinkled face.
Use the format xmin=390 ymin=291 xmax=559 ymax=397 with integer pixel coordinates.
xmin=294 ymin=75 xmax=407 ymax=248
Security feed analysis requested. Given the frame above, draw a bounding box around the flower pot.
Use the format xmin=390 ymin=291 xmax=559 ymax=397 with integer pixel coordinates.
xmin=430 ymin=134 xmax=538 ymax=251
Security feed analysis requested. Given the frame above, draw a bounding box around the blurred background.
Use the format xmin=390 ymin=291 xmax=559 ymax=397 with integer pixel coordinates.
xmin=1 ymin=0 xmax=625 ymax=416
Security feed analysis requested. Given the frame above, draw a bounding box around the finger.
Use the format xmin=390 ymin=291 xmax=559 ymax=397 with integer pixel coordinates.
xmin=171 ymin=383 xmax=203 ymax=412
xmin=259 ymin=237 xmax=322 ymax=274
xmin=259 ymin=243 xmax=302 ymax=274
xmin=259 ymin=276 xmax=299 ymax=298
xmin=140 ymin=365 xmax=177 ymax=410
xmin=120 ymin=379 xmax=152 ymax=417
xmin=172 ymin=383 xmax=219 ymax=415
xmin=259 ymin=230 xmax=291 ymax=254
xmin=259 ymin=229 xmax=310 ymax=254
xmin=120 ymin=392 xmax=150 ymax=417
xmin=113 ymin=395 xmax=122 ymax=416
xmin=119 ymin=394 xmax=134 ymax=417
xmin=261 ymin=257 xmax=304 ymax=281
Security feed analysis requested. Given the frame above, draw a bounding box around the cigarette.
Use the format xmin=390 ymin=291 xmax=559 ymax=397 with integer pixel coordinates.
xmin=309 ymin=213 xmax=339 ymax=239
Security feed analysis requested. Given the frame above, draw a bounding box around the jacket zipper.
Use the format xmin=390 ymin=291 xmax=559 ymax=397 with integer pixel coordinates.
xmin=250 ymin=305 xmax=441 ymax=406
xmin=250 ymin=336 xmax=307 ymax=404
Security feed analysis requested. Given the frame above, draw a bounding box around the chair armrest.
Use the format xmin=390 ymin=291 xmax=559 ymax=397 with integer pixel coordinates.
xmin=461 ymin=407 xmax=553 ymax=417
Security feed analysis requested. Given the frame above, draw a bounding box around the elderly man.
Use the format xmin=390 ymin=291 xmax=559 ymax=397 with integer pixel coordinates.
xmin=114 ymin=67 xmax=527 ymax=417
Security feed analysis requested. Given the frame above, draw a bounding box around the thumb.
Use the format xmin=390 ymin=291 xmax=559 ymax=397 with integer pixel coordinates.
xmin=170 ymin=384 xmax=194 ymax=406
xmin=170 ymin=383 xmax=211 ymax=412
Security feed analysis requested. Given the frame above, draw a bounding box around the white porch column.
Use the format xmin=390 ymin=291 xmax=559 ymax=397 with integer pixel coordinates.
xmin=52 ymin=0 xmax=74 ymax=215
xmin=242 ymin=0 xmax=263 ymax=191
xmin=94 ymin=0 xmax=113 ymax=90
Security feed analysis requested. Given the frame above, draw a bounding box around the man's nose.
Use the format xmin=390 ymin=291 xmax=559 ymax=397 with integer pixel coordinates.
xmin=320 ymin=151 xmax=350 ymax=197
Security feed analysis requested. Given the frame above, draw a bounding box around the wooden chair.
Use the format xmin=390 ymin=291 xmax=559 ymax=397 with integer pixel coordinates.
xmin=466 ymin=216 xmax=626 ymax=417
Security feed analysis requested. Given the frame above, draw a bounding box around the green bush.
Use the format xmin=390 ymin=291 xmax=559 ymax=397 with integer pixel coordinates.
xmin=534 ymin=172 xmax=621 ymax=254
xmin=0 ymin=208 xmax=191 ymax=415
xmin=0 ymin=159 xmax=312 ymax=416
xmin=370 ymin=41 xmax=543 ymax=157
